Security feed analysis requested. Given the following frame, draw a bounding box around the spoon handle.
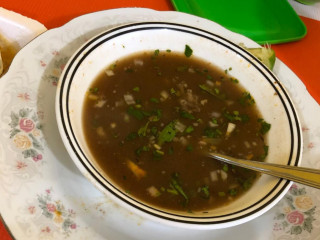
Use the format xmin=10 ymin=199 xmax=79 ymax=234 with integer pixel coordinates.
xmin=209 ymin=153 xmax=320 ymax=189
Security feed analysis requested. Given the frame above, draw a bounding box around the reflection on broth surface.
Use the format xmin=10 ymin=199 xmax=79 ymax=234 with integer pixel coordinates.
xmin=82 ymin=48 xmax=270 ymax=212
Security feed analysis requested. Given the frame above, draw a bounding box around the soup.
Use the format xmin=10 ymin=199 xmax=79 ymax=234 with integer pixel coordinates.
xmin=82 ymin=48 xmax=270 ymax=212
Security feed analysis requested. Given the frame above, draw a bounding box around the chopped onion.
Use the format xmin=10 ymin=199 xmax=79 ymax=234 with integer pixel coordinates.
xmin=206 ymin=80 xmax=214 ymax=87
xmin=94 ymin=100 xmax=106 ymax=108
xmin=153 ymin=144 xmax=161 ymax=150
xmin=211 ymin=111 xmax=221 ymax=118
xmin=210 ymin=171 xmax=218 ymax=182
xmin=88 ymin=94 xmax=98 ymax=101
xmin=134 ymin=59 xmax=143 ymax=66
xmin=123 ymin=113 xmax=130 ymax=122
xmin=188 ymin=67 xmax=195 ymax=73
xmin=123 ymin=94 xmax=135 ymax=105
xmin=198 ymin=140 xmax=207 ymax=146
xmin=147 ymin=186 xmax=161 ymax=197
xmin=105 ymin=69 xmax=114 ymax=76
xmin=160 ymin=90 xmax=169 ymax=101
xmin=244 ymin=141 xmax=251 ymax=148
xmin=200 ymin=99 xmax=208 ymax=105
xmin=179 ymin=136 xmax=188 ymax=145
xmin=226 ymin=100 xmax=234 ymax=106
xmin=220 ymin=170 xmax=228 ymax=181
xmin=209 ymin=121 xmax=219 ymax=128
xmin=175 ymin=121 xmax=186 ymax=132
xmin=96 ymin=126 xmax=106 ymax=137
xmin=229 ymin=183 xmax=239 ymax=189
xmin=115 ymin=100 xmax=124 ymax=107
xmin=226 ymin=122 xmax=236 ymax=137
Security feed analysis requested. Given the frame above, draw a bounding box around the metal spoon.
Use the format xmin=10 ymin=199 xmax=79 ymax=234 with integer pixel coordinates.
xmin=209 ymin=153 xmax=320 ymax=189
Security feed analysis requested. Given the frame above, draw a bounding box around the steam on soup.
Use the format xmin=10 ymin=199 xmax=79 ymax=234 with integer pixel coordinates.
xmin=82 ymin=47 xmax=270 ymax=212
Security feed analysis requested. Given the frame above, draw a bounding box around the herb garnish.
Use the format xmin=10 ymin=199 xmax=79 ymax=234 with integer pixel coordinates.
xmin=239 ymin=92 xmax=255 ymax=106
xmin=199 ymin=84 xmax=226 ymax=100
xmin=89 ymin=87 xmax=99 ymax=93
xmin=200 ymin=185 xmax=210 ymax=199
xmin=126 ymin=132 xmax=138 ymax=141
xmin=138 ymin=121 xmax=150 ymax=137
xmin=204 ymin=127 xmax=222 ymax=138
xmin=186 ymin=144 xmax=193 ymax=152
xmin=184 ymin=45 xmax=193 ymax=58
xmin=185 ymin=126 xmax=194 ymax=134
xmin=154 ymin=49 xmax=160 ymax=57
xmin=135 ymin=146 xmax=150 ymax=156
xmin=158 ymin=121 xmax=177 ymax=145
xmin=260 ymin=145 xmax=269 ymax=160
xmin=180 ymin=110 xmax=195 ymax=120
xmin=223 ymin=111 xmax=249 ymax=123
xmin=228 ymin=188 xmax=238 ymax=196
xmin=127 ymin=106 xmax=145 ymax=120
xmin=258 ymin=119 xmax=271 ymax=135
xmin=150 ymin=97 xmax=160 ymax=104
xmin=133 ymin=86 xmax=140 ymax=92
xmin=170 ymin=173 xmax=189 ymax=203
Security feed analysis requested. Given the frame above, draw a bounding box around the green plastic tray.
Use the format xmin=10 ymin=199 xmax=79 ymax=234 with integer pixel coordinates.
xmin=171 ymin=0 xmax=307 ymax=44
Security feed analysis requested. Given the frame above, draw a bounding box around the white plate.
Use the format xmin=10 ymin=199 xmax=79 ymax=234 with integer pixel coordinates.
xmin=0 ymin=8 xmax=319 ymax=240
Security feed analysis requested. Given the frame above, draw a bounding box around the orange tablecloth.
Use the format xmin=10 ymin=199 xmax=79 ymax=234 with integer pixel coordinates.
xmin=1 ymin=0 xmax=319 ymax=239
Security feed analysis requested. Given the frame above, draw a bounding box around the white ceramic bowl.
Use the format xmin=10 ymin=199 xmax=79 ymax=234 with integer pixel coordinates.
xmin=56 ymin=22 xmax=302 ymax=229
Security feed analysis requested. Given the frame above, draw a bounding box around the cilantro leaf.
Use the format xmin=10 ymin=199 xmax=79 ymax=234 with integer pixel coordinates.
xmin=158 ymin=121 xmax=176 ymax=145
xmin=180 ymin=110 xmax=195 ymax=120
xmin=184 ymin=45 xmax=193 ymax=58
xmin=258 ymin=119 xmax=271 ymax=135
xmin=199 ymin=84 xmax=226 ymax=100
xmin=200 ymin=185 xmax=210 ymax=199
xmin=138 ymin=121 xmax=150 ymax=137
xmin=170 ymin=173 xmax=188 ymax=203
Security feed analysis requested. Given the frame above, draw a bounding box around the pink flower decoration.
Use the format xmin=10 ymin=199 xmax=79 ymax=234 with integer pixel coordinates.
xmin=287 ymin=210 xmax=304 ymax=225
xmin=290 ymin=184 xmax=298 ymax=190
xmin=33 ymin=154 xmax=43 ymax=162
xmin=28 ymin=206 xmax=36 ymax=214
xmin=17 ymin=93 xmax=30 ymax=101
xmin=40 ymin=60 xmax=46 ymax=67
xmin=46 ymin=203 xmax=56 ymax=213
xmin=45 ymin=189 xmax=51 ymax=194
xmin=16 ymin=161 xmax=27 ymax=169
xmin=19 ymin=118 xmax=35 ymax=133
xmin=60 ymin=64 xmax=66 ymax=71
xmin=70 ymin=223 xmax=77 ymax=229
xmin=52 ymin=51 xmax=59 ymax=56
xmin=308 ymin=142 xmax=314 ymax=149
xmin=41 ymin=226 xmax=51 ymax=233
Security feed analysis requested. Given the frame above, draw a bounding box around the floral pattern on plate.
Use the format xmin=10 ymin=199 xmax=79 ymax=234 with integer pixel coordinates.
xmin=24 ymin=188 xmax=77 ymax=238
xmin=9 ymin=108 xmax=44 ymax=161
xmin=273 ymin=184 xmax=317 ymax=234
xmin=41 ymin=52 xmax=69 ymax=86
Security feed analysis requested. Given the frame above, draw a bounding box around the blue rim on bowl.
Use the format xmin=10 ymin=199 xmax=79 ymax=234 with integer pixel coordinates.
xmin=56 ymin=22 xmax=302 ymax=229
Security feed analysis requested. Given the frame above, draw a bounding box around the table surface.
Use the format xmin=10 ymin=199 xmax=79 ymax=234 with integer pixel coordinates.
xmin=1 ymin=0 xmax=319 ymax=239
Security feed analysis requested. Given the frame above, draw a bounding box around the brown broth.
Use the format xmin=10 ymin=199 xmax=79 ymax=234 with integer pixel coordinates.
xmin=82 ymin=50 xmax=270 ymax=212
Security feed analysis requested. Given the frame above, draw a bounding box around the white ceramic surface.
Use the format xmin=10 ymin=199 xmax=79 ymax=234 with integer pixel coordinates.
xmin=0 ymin=8 xmax=319 ymax=240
